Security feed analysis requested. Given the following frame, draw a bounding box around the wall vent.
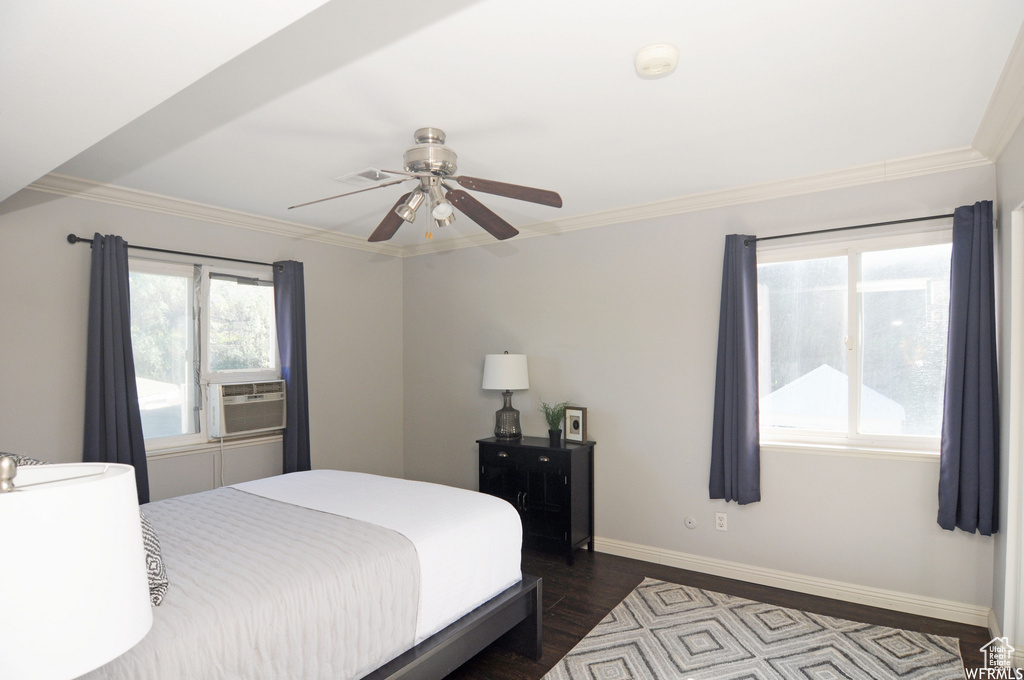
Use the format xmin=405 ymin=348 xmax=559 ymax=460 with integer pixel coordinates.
xmin=335 ymin=167 xmax=403 ymax=187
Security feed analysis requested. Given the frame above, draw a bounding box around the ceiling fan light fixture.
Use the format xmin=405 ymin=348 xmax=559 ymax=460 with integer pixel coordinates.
xmin=395 ymin=188 xmax=424 ymax=223
xmin=434 ymin=213 xmax=455 ymax=228
xmin=635 ymin=43 xmax=678 ymax=79
xmin=426 ymin=182 xmax=454 ymax=220
xmin=431 ymin=201 xmax=454 ymax=220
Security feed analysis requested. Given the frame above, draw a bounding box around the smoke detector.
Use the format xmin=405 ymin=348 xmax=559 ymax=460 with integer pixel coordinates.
xmin=635 ymin=44 xmax=679 ymax=79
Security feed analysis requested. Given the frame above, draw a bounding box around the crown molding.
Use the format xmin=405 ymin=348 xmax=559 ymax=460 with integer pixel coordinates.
xmin=32 ymin=146 xmax=990 ymax=259
xmin=409 ymin=145 xmax=991 ymax=255
xmin=27 ymin=174 xmax=403 ymax=257
xmin=553 ymin=146 xmax=989 ymax=230
xmin=406 ymin=146 xmax=990 ymax=256
xmin=974 ymin=21 xmax=1024 ymax=161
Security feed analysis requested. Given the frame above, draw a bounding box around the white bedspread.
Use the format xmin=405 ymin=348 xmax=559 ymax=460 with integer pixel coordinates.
xmin=234 ymin=470 xmax=523 ymax=642
xmin=84 ymin=488 xmax=421 ymax=680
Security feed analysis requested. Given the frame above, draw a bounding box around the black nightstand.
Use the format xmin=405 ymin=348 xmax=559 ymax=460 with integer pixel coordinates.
xmin=478 ymin=436 xmax=595 ymax=565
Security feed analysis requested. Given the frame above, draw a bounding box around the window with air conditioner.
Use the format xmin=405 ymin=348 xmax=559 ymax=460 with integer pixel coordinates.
xmin=128 ymin=259 xmax=281 ymax=449
xmin=757 ymin=230 xmax=952 ymax=453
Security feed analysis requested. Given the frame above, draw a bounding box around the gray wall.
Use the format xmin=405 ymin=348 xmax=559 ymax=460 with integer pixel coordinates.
xmin=0 ymin=162 xmax=1001 ymax=611
xmin=402 ymin=166 xmax=997 ymax=608
xmin=0 ymin=190 xmax=405 ymax=491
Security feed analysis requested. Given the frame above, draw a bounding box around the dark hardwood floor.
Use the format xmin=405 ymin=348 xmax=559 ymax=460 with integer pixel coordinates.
xmin=447 ymin=547 xmax=991 ymax=679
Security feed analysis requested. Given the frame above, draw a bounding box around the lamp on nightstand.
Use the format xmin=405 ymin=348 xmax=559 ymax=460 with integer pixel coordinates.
xmin=482 ymin=352 xmax=529 ymax=440
xmin=0 ymin=460 xmax=153 ymax=680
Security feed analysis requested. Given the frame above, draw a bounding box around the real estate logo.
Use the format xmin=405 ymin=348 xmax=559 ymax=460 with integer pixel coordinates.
xmin=965 ymin=637 xmax=1022 ymax=679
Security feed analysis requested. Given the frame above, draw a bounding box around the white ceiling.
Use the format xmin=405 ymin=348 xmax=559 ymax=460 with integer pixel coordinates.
xmin=5 ymin=0 xmax=1024 ymax=252
xmin=0 ymin=0 xmax=332 ymax=206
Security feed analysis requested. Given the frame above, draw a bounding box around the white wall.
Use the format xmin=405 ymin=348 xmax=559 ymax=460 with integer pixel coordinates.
xmin=403 ymin=165 xmax=997 ymax=609
xmin=0 ymin=189 xmax=404 ymax=493
xmin=993 ymin=116 xmax=1024 ymax=642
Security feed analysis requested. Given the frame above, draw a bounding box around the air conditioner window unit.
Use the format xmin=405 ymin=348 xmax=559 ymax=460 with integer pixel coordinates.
xmin=208 ymin=380 xmax=286 ymax=438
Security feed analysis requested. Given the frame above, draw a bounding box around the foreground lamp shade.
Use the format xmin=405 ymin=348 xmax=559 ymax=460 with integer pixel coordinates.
xmin=0 ymin=463 xmax=153 ymax=680
xmin=482 ymin=353 xmax=529 ymax=439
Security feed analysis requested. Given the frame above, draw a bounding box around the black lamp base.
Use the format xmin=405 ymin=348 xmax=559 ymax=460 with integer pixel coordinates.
xmin=494 ymin=390 xmax=522 ymax=439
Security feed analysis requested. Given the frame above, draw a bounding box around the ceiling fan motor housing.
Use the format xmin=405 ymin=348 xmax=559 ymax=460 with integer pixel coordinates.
xmin=404 ymin=127 xmax=458 ymax=175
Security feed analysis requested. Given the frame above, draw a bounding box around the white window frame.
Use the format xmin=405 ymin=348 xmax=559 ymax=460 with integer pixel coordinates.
xmin=756 ymin=227 xmax=953 ymax=455
xmin=129 ymin=257 xmax=280 ymax=452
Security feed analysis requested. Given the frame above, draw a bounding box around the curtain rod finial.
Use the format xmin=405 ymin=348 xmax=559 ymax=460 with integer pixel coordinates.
xmin=67 ymin=233 xmax=79 ymax=244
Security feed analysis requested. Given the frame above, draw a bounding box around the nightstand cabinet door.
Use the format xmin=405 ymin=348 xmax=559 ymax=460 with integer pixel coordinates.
xmin=521 ymin=450 xmax=568 ymax=547
xmin=479 ymin=446 xmax=520 ymax=508
xmin=478 ymin=437 xmax=595 ymax=566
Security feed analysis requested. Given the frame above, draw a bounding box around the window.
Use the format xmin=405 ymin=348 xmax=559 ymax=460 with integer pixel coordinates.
xmin=757 ymin=231 xmax=952 ymax=451
xmin=129 ymin=262 xmax=198 ymax=442
xmin=206 ymin=273 xmax=277 ymax=378
xmin=129 ymin=259 xmax=278 ymax=448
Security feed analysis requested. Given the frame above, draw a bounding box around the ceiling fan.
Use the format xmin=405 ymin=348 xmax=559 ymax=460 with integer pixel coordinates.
xmin=288 ymin=128 xmax=562 ymax=242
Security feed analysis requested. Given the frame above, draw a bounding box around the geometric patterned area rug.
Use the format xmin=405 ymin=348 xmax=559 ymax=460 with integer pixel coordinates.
xmin=542 ymin=578 xmax=965 ymax=680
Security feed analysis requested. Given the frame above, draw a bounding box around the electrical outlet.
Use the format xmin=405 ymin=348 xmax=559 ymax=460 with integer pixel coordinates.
xmin=715 ymin=512 xmax=728 ymax=531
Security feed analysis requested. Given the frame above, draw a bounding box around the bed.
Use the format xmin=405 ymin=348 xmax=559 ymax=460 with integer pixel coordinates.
xmin=83 ymin=470 xmax=542 ymax=680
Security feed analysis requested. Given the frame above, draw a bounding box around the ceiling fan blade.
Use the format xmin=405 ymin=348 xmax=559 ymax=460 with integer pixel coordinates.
xmin=452 ymin=176 xmax=562 ymax=208
xmin=379 ymin=168 xmax=425 ymax=177
xmin=446 ymin=189 xmax=519 ymax=240
xmin=288 ymin=177 xmax=412 ymax=210
xmin=367 ymin=193 xmax=411 ymax=242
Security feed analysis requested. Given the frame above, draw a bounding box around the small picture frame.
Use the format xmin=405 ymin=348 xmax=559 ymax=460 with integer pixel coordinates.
xmin=564 ymin=406 xmax=587 ymax=443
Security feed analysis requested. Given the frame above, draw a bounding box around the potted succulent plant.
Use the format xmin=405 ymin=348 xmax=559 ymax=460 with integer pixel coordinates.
xmin=539 ymin=400 xmax=572 ymax=448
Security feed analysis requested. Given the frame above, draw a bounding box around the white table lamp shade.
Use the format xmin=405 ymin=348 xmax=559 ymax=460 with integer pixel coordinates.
xmin=1 ymin=463 xmax=153 ymax=680
xmin=482 ymin=354 xmax=529 ymax=391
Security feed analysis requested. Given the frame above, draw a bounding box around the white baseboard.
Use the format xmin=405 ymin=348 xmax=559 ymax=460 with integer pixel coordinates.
xmin=985 ymin=613 xmax=1024 ymax=669
xmin=989 ymin=608 xmax=1002 ymax=641
xmin=594 ymin=536 xmax=991 ymax=628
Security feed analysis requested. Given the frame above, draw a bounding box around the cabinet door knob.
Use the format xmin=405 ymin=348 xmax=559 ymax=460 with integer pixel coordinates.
xmin=538 ymin=456 xmax=550 ymax=463
xmin=498 ymin=452 xmax=508 ymax=458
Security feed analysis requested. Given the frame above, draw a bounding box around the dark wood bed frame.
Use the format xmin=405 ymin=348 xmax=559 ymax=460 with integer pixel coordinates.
xmin=367 ymin=574 xmax=542 ymax=680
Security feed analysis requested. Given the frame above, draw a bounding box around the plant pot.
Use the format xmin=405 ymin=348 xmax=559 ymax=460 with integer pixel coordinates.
xmin=548 ymin=429 xmax=562 ymax=448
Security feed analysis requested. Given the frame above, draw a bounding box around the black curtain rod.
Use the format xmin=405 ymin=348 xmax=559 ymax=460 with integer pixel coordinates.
xmin=67 ymin=234 xmax=277 ymax=269
xmin=745 ymin=213 xmax=955 ymax=247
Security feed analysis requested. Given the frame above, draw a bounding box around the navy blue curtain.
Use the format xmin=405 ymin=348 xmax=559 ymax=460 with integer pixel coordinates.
xmin=83 ymin=233 xmax=149 ymax=504
xmin=274 ymin=261 xmax=311 ymax=473
xmin=938 ymin=201 xmax=1000 ymax=535
xmin=710 ymin=234 xmax=761 ymax=504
